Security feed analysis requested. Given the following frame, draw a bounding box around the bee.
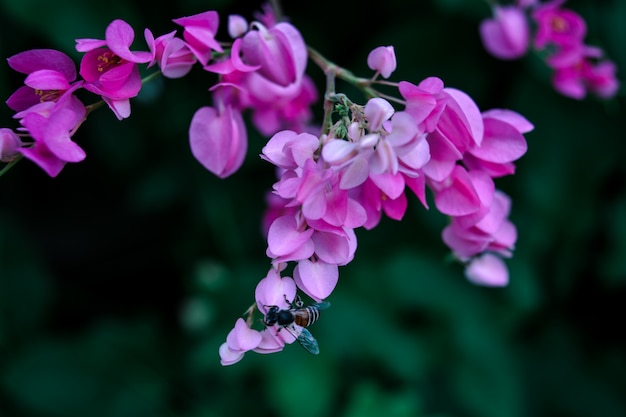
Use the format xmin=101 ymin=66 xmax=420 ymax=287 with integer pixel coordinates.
xmin=263 ymin=295 xmax=330 ymax=355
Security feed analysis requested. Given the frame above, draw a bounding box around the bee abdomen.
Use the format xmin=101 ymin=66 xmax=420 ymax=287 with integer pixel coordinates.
xmin=293 ymin=306 xmax=321 ymax=327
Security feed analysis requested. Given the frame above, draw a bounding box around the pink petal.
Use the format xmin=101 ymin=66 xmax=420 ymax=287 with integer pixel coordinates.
xmin=226 ymin=318 xmax=263 ymax=351
xmin=469 ymin=118 xmax=527 ymax=163
xmin=8 ymin=49 xmax=76 ymax=80
xmin=293 ymin=259 xmax=338 ymax=302
xmin=433 ymin=166 xmax=481 ymax=216
xmin=105 ymin=19 xmax=151 ymax=63
xmin=255 ymin=270 xmax=297 ymax=312
xmin=24 ymin=70 xmax=72 ymax=90
xmin=267 ymin=215 xmax=314 ymax=257
xmin=219 ymin=342 xmax=245 ymax=366
xmin=465 ymin=253 xmax=509 ymax=286
xmin=311 ymin=230 xmax=352 ymax=265
xmin=482 ymin=109 xmax=534 ymax=134
xmin=441 ymin=88 xmax=484 ymax=148
xmin=367 ymin=46 xmax=396 ymax=79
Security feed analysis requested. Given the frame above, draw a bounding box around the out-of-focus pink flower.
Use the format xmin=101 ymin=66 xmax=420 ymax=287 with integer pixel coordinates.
xmin=465 ymin=253 xmax=509 ymax=287
xmin=367 ymin=46 xmax=397 ymax=79
xmin=144 ymin=29 xmax=196 ymax=78
xmin=532 ymin=0 xmax=586 ymax=49
xmin=6 ymin=49 xmax=80 ymax=112
xmin=173 ymin=11 xmax=223 ymax=66
xmin=189 ymin=104 xmax=247 ymax=178
xmin=479 ymin=5 xmax=530 ymax=60
xmin=552 ymin=53 xmax=620 ymax=100
xmin=228 ymin=15 xmax=248 ymax=38
xmin=0 ymin=129 xmax=22 ymax=162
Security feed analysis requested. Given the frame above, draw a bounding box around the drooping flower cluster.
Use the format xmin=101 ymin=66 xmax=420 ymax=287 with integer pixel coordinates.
xmin=219 ymin=43 xmax=533 ymax=363
xmin=1 ymin=4 xmax=539 ymax=367
xmin=479 ymin=0 xmax=619 ymax=99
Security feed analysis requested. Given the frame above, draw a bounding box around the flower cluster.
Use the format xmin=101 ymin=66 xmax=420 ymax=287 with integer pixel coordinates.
xmin=1 ymin=9 xmax=316 ymax=177
xmin=219 ymin=45 xmax=532 ymax=363
xmin=479 ymin=0 xmax=619 ymax=99
xmin=1 ymin=4 xmax=537 ymax=367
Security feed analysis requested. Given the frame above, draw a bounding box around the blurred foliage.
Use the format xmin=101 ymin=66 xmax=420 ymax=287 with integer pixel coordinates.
xmin=1 ymin=0 xmax=625 ymax=416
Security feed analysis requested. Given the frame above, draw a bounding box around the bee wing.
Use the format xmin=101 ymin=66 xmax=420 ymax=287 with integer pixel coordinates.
xmin=296 ymin=327 xmax=320 ymax=355
xmin=313 ymin=301 xmax=331 ymax=310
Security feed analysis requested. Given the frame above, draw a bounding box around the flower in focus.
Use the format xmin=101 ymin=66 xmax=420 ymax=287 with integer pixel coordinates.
xmin=16 ymin=89 xmax=87 ymax=177
xmin=367 ymin=46 xmax=397 ymax=78
xmin=76 ymin=19 xmax=152 ymax=119
xmin=6 ymin=49 xmax=80 ymax=112
xmin=144 ymin=29 xmax=197 ymax=78
xmin=219 ymin=318 xmax=263 ymax=366
xmin=173 ymin=10 xmax=223 ymax=66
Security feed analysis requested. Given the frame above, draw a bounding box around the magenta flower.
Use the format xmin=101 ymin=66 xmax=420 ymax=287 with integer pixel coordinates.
xmin=255 ymin=269 xmax=297 ymax=314
xmin=228 ymin=15 xmax=249 ymax=38
xmin=189 ymin=104 xmax=247 ymax=178
xmin=294 ymin=258 xmax=338 ymax=302
xmin=367 ymin=46 xmax=397 ymax=79
xmin=465 ymin=253 xmax=509 ymax=287
xmin=552 ymin=52 xmax=620 ymax=100
xmin=266 ymin=215 xmax=315 ymax=264
xmin=17 ymin=91 xmax=87 ymax=177
xmin=532 ymin=0 xmax=586 ymax=49
xmin=219 ymin=318 xmax=263 ymax=366
xmin=6 ymin=49 xmax=79 ymax=112
xmin=479 ymin=5 xmax=530 ymax=60
xmin=241 ymin=21 xmax=307 ymax=88
xmin=76 ymin=20 xmax=151 ymax=119
xmin=173 ymin=11 xmax=223 ymax=66
xmin=144 ymin=29 xmax=196 ymax=78
xmin=0 ymin=128 xmax=22 ymax=162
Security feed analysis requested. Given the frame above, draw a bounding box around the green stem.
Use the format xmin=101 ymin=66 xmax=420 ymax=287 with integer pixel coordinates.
xmin=0 ymin=154 xmax=23 ymax=177
xmin=307 ymin=46 xmax=390 ymax=101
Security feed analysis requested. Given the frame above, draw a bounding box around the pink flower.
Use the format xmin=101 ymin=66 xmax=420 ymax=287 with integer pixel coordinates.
xmin=532 ymin=0 xmax=586 ymax=49
xmin=172 ymin=11 xmax=223 ymax=66
xmin=479 ymin=5 xmax=530 ymax=60
xmin=17 ymin=90 xmax=87 ymax=177
xmin=465 ymin=253 xmax=509 ymax=287
xmin=294 ymin=258 xmax=338 ymax=302
xmin=398 ymin=77 xmax=448 ymax=133
xmin=240 ymin=21 xmax=307 ymax=88
xmin=144 ymin=29 xmax=196 ymax=78
xmin=189 ymin=104 xmax=247 ymax=178
xmin=228 ymin=15 xmax=248 ymax=38
xmin=219 ymin=318 xmax=263 ymax=366
xmin=552 ymin=53 xmax=620 ymax=100
xmin=255 ymin=269 xmax=297 ymax=315
xmin=6 ymin=49 xmax=79 ymax=112
xmin=367 ymin=46 xmax=397 ymax=79
xmin=76 ymin=19 xmax=151 ymax=119
xmin=0 ymin=129 xmax=22 ymax=162
xmin=266 ymin=215 xmax=315 ymax=264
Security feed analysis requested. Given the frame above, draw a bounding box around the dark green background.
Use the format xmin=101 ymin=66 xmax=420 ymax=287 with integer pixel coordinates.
xmin=1 ymin=0 xmax=625 ymax=416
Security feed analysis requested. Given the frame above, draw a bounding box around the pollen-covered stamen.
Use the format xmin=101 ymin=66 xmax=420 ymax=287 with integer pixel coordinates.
xmin=96 ymin=51 xmax=125 ymax=72
xmin=550 ymin=16 xmax=570 ymax=34
xmin=35 ymin=89 xmax=61 ymax=103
